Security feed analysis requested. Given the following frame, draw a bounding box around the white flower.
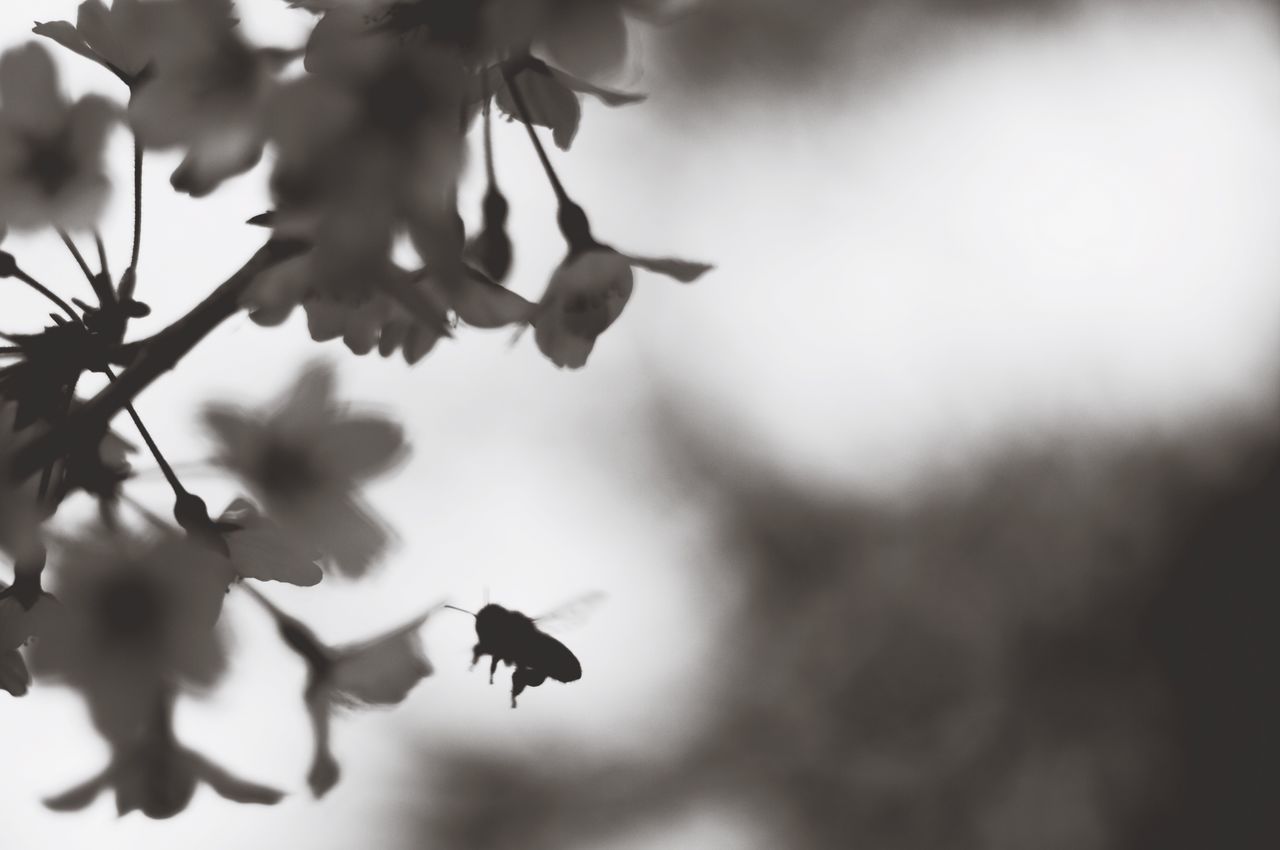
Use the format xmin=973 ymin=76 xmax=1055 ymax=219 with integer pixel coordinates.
xmin=0 ymin=43 xmax=116 ymax=230
xmin=533 ymin=247 xmax=711 ymax=369
xmin=203 ymin=362 xmax=407 ymax=578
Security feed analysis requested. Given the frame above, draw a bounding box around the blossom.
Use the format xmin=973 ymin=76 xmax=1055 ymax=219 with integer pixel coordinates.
xmin=127 ymin=0 xmax=300 ymax=196
xmin=45 ymin=692 xmax=283 ymax=818
xmin=203 ymin=362 xmax=407 ymax=578
xmin=248 ymin=586 xmax=436 ymax=797
xmin=0 ymin=43 xmax=116 ymax=230
xmin=34 ymin=0 xmax=155 ymax=83
xmin=533 ymin=247 xmax=712 ymax=369
xmin=30 ymin=532 xmax=233 ymax=738
xmin=251 ymin=17 xmax=472 ymax=329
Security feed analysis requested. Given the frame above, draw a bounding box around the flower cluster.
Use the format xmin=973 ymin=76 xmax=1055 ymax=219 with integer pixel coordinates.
xmin=0 ymin=0 xmax=714 ymax=818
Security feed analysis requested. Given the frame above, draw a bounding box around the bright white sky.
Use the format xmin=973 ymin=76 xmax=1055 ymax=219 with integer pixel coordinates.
xmin=3 ymin=1 xmax=1280 ymax=848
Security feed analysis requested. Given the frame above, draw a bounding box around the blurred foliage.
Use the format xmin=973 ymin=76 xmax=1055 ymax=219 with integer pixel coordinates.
xmin=402 ymin=409 xmax=1280 ymax=849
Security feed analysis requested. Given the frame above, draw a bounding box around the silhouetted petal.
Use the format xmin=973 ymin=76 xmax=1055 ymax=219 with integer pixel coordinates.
xmin=34 ymin=0 xmax=154 ymax=82
xmin=619 ymin=253 xmax=714 ymax=283
xmin=219 ymin=498 xmax=323 ymax=587
xmin=494 ymin=64 xmax=581 ymax=150
xmin=0 ymin=43 xmax=117 ymax=230
xmin=420 ymin=265 xmax=536 ymax=329
xmin=325 ymin=611 xmax=436 ymax=707
xmin=203 ymin=363 xmax=407 ymax=578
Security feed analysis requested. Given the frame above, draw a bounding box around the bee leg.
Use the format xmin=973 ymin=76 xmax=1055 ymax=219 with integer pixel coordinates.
xmin=510 ymin=667 xmax=531 ymax=709
xmin=489 ymin=654 xmax=499 ymax=685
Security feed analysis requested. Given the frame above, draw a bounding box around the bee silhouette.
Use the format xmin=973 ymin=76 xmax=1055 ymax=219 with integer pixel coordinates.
xmin=446 ymin=595 xmax=601 ymax=707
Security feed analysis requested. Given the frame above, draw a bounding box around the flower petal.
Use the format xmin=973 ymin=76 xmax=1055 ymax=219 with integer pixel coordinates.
xmin=43 ymin=763 xmax=115 ymax=811
xmin=188 ymin=751 xmax=285 ymax=806
xmin=32 ymin=20 xmax=101 ymax=68
xmin=222 ymin=501 xmax=324 ymax=587
xmin=329 ymin=609 xmax=435 ymax=707
xmin=430 ymin=268 xmax=536 ymax=329
xmin=547 ymin=65 xmax=646 ymax=107
xmin=494 ymin=66 xmax=581 ymax=151
xmin=314 ymin=417 xmax=406 ymax=482
xmin=620 ymin=254 xmax=714 ymax=283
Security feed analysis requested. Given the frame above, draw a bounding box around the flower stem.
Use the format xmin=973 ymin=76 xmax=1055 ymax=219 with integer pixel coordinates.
xmin=124 ymin=139 xmax=143 ymax=300
xmin=105 ymin=365 xmax=186 ymax=498
xmin=10 ymin=238 xmax=310 ymax=479
xmin=500 ymin=65 xmax=570 ymax=206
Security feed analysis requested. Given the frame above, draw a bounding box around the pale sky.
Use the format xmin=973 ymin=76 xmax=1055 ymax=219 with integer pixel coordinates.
xmin=3 ymin=1 xmax=1280 ymax=848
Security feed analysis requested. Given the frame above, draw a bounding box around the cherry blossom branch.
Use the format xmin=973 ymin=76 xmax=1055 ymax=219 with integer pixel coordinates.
xmin=11 ymin=237 xmax=310 ymax=479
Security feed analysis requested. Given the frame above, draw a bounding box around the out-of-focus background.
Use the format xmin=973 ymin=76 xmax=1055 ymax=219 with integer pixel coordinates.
xmin=3 ymin=0 xmax=1280 ymax=847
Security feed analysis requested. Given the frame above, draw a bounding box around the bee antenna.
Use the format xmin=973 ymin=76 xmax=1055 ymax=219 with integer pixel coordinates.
xmin=443 ymin=604 xmax=476 ymax=617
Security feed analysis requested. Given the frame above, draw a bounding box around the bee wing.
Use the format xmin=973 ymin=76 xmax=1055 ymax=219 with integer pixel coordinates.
xmin=533 ymin=591 xmax=607 ymax=634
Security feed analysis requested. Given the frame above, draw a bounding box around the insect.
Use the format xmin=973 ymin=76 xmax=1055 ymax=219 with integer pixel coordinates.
xmin=446 ymin=595 xmax=601 ymax=708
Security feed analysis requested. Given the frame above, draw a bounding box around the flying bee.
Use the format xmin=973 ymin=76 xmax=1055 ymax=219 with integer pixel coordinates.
xmin=445 ymin=594 xmax=602 ymax=708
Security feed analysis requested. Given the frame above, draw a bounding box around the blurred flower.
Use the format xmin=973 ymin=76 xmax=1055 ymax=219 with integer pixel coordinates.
xmin=35 ymin=0 xmax=294 ymax=195
xmin=533 ymin=247 xmax=711 ymax=369
xmin=0 ymin=43 xmax=116 ymax=230
xmin=203 ymin=362 xmax=407 ymax=578
xmin=253 ymin=18 xmax=470 ymax=336
xmin=31 ymin=532 xmax=232 ymax=738
xmin=127 ymin=0 xmax=300 ymax=196
xmin=45 ymin=692 xmax=283 ymax=818
xmin=248 ymin=586 xmax=436 ymax=797
xmin=34 ymin=0 xmax=155 ymax=83
xmin=218 ymin=498 xmax=324 ymax=587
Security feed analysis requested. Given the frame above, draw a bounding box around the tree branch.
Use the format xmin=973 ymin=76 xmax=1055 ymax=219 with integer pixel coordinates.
xmin=10 ymin=238 xmax=309 ymax=479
